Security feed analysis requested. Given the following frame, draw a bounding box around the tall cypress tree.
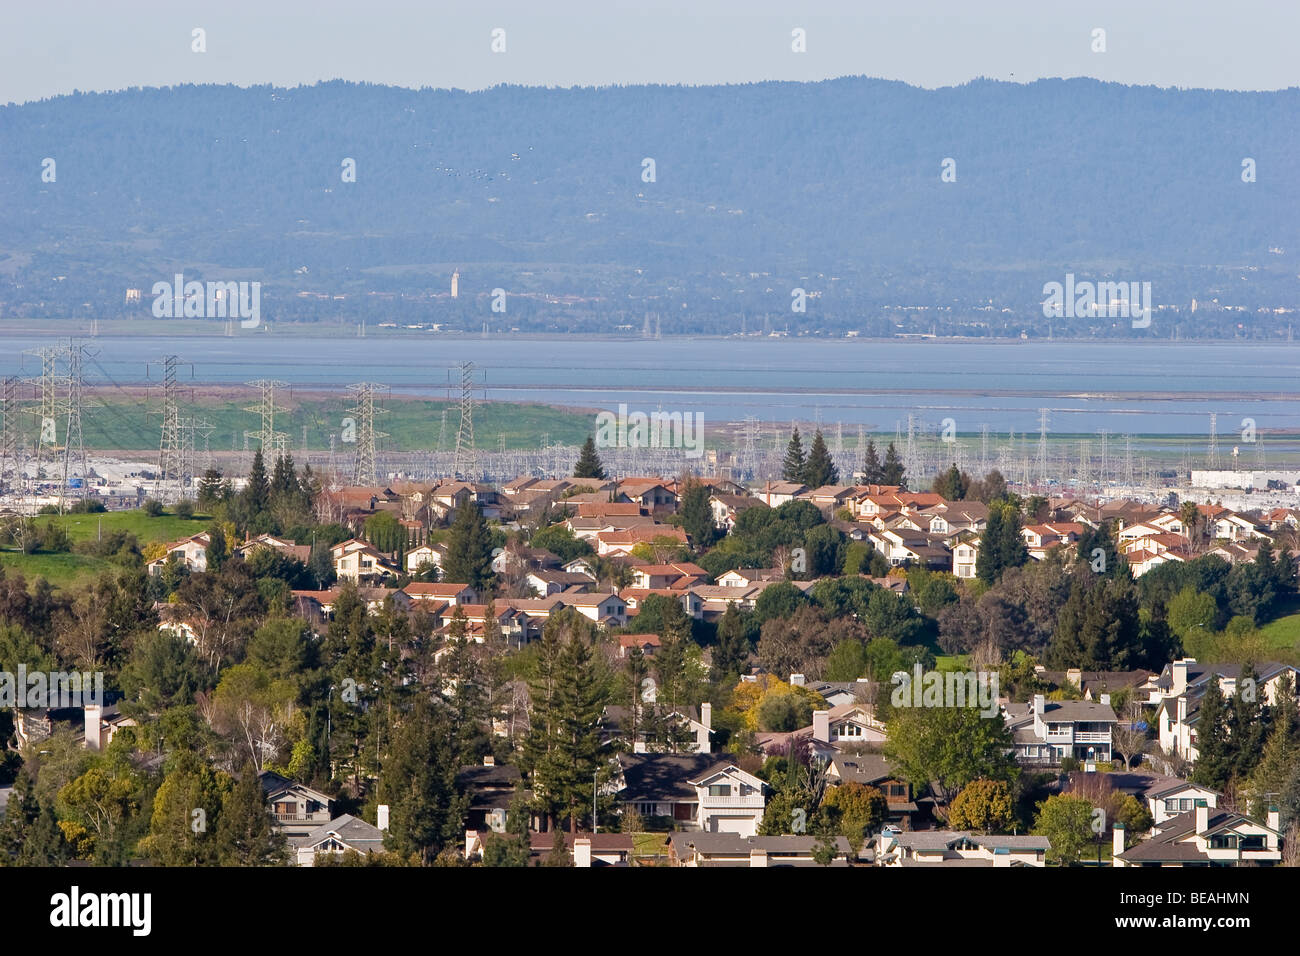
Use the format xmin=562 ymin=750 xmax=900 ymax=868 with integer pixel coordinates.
xmin=574 ymin=436 xmax=607 ymax=480
xmin=1192 ymin=679 xmax=1233 ymax=790
xmin=711 ymin=603 xmax=749 ymax=682
xmin=442 ymin=500 xmax=495 ymax=592
xmin=881 ymin=442 xmax=906 ymax=489
xmin=382 ymin=696 xmax=466 ymax=864
xmin=802 ymin=429 xmax=839 ymax=488
xmin=216 ymin=766 xmax=287 ymax=866
xmin=782 ymin=429 xmax=807 ymax=483
xmin=861 ymin=440 xmax=884 ymax=485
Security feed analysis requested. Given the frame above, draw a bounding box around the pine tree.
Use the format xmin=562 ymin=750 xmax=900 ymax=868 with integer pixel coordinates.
xmin=197 ymin=468 xmax=224 ymax=509
xmin=381 ymin=696 xmax=466 ymax=864
xmin=1227 ymin=663 xmax=1268 ymax=782
xmin=522 ymin=613 xmax=612 ymax=833
xmin=243 ymin=449 xmax=270 ymax=514
xmin=216 ymin=766 xmax=288 ymax=865
xmin=881 ymin=442 xmax=906 ymax=489
xmin=711 ymin=603 xmax=749 ymax=682
xmin=861 ymin=440 xmax=884 ymax=485
xmin=782 ymin=429 xmax=807 ymax=483
xmin=676 ymin=479 xmax=716 ymax=548
xmin=574 ymin=436 xmax=607 ymax=480
xmin=1191 ymin=679 xmax=1233 ymax=790
xmin=442 ymin=500 xmax=495 ymax=592
xmin=802 ymin=429 xmax=839 ymax=488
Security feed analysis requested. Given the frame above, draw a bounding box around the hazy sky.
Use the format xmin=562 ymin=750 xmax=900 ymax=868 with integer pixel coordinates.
xmin=4 ymin=0 xmax=1297 ymax=105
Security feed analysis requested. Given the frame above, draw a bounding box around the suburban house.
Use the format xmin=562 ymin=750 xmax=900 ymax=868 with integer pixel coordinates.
xmin=825 ymin=751 xmax=919 ymax=827
xmin=235 ymin=533 xmax=312 ymax=564
xmin=616 ymin=754 xmax=767 ymax=835
xmin=258 ymin=770 xmax=334 ymax=842
xmin=1021 ymin=522 xmax=1085 ymax=560
xmin=294 ymin=813 xmax=387 ymax=866
xmin=951 ymin=536 xmax=980 ymax=578
xmin=403 ymin=581 xmax=478 ymax=606
xmin=760 ymin=481 xmax=807 ymax=507
xmin=616 ymin=633 xmax=661 ymax=658
xmin=1155 ymin=658 xmax=1300 ymax=760
xmin=1114 ymin=802 xmax=1282 ymax=867
xmin=456 ymin=758 xmax=532 ymax=833
xmin=716 ymin=567 xmax=783 ymax=588
xmin=603 ymin=702 xmax=712 ymax=754
xmin=1145 ymin=779 xmax=1221 ymax=825
xmin=1004 ymin=695 xmax=1117 ymax=766
xmin=878 ymin=830 xmax=1050 ymax=867
xmin=709 ymin=494 xmax=767 ymax=531
xmin=631 ymin=562 xmax=709 ymax=590
xmin=666 ymin=832 xmax=854 ymax=867
xmin=147 ymin=531 xmax=212 ymax=575
xmin=331 ymin=539 xmax=398 ymax=584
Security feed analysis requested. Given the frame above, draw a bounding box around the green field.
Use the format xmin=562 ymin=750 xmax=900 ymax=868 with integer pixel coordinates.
xmin=56 ymin=392 xmax=596 ymax=454
xmin=0 ymin=508 xmax=213 ymax=590
xmin=1260 ymin=597 xmax=1300 ymax=653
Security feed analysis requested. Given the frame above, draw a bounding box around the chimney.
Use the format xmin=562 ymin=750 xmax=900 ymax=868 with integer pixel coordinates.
xmin=813 ymin=710 xmax=831 ymax=744
xmin=1066 ymin=668 xmax=1082 ymax=689
xmin=84 ymin=704 xmax=103 ymax=751
xmin=749 ymin=847 xmax=768 ymax=868
xmin=1172 ymin=659 xmax=1193 ymax=697
xmin=1099 ymin=693 xmax=1111 ymax=708
xmin=377 ymin=804 xmax=390 ymax=831
xmin=483 ymin=755 xmax=495 ymax=767
xmin=1268 ymin=805 xmax=1280 ymax=837
xmin=790 ymin=673 xmax=806 ymax=687
xmin=573 ymin=837 xmax=592 ymax=868
xmin=697 ymin=703 xmax=712 ymax=755
xmin=1112 ymin=822 xmax=1126 ymax=862
xmin=1032 ymin=694 xmax=1045 ymax=717
xmin=1195 ymin=798 xmax=1209 ymax=834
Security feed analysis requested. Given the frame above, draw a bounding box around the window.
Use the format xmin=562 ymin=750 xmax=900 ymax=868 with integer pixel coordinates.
xmin=837 ymin=723 xmax=862 ymax=738
xmin=1165 ymin=799 xmax=1178 ymax=813
xmin=1180 ymin=798 xmax=1193 ymax=812
xmin=707 ymin=784 xmax=732 ymax=797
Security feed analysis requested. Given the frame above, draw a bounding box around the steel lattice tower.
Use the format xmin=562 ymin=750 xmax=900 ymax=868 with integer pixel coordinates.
xmin=61 ymin=342 xmax=92 ymax=506
xmin=245 ymin=379 xmax=290 ymax=459
xmin=24 ymin=345 xmax=64 ymax=483
xmin=0 ymin=376 xmax=16 ymax=488
xmin=346 ymin=382 xmax=389 ymax=486
xmin=151 ymin=355 xmax=190 ymax=484
xmin=1036 ymin=408 xmax=1050 ymax=487
xmin=1207 ymin=413 xmax=1220 ymax=470
xmin=452 ymin=362 xmax=478 ymax=480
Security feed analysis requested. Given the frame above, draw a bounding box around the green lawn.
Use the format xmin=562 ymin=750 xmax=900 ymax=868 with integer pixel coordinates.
xmin=0 ymin=508 xmax=213 ymax=591
xmin=1260 ymin=597 xmax=1300 ymax=652
xmin=44 ymin=509 xmax=213 ymax=545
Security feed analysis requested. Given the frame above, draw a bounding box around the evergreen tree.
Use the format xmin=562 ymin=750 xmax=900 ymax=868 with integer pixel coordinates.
xmin=932 ymin=463 xmax=969 ymax=501
xmin=710 ymin=603 xmax=749 ymax=682
xmin=145 ymin=751 xmax=229 ymax=866
xmin=781 ymin=429 xmax=807 ymax=483
xmin=521 ymin=613 xmax=612 ymax=832
xmin=1191 ymin=678 xmax=1233 ymax=790
xmin=881 ymin=442 xmax=906 ymax=489
xmin=802 ymin=429 xmax=839 ymax=488
xmin=205 ymin=523 xmax=227 ymax=573
xmin=382 ymin=696 xmax=466 ymax=864
xmin=573 ymin=436 xmax=607 ymax=480
xmin=19 ymin=802 xmax=71 ymax=866
xmin=861 ymin=440 xmax=884 ymax=484
xmin=1227 ymin=663 xmax=1268 ymax=782
xmin=197 ymin=468 xmax=224 ymax=509
xmin=676 ymin=479 xmax=717 ymax=549
xmin=442 ymin=500 xmax=495 ymax=592
xmin=216 ymin=766 xmax=288 ymax=866
xmin=237 ymin=449 xmax=272 ymax=533
xmin=0 ymin=770 xmax=39 ymax=863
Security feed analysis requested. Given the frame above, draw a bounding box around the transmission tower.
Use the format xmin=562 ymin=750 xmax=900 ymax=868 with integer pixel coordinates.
xmin=346 ymin=382 xmax=389 ymax=486
xmin=245 ymin=379 xmax=290 ymax=460
xmin=1124 ymin=434 xmax=1134 ymax=486
xmin=61 ymin=342 xmax=92 ymax=506
xmin=1036 ymin=408 xmax=1050 ymax=487
xmin=24 ymin=345 xmax=64 ymax=484
xmin=452 ymin=362 xmax=478 ymax=480
xmin=0 ymin=377 xmax=16 ymax=489
xmin=980 ymin=423 xmax=990 ymax=475
xmin=1207 ymin=413 xmax=1219 ymax=470
xmin=741 ymin=416 xmax=760 ymax=479
xmin=438 ymin=409 xmax=448 ymax=454
xmin=150 ymin=355 xmax=192 ymax=485
xmin=1097 ymin=429 xmax=1110 ymax=486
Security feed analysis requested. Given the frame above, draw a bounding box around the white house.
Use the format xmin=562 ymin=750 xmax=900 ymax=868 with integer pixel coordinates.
xmin=1005 ymin=695 xmax=1116 ymax=765
xmin=1115 ymin=801 xmax=1281 ymax=867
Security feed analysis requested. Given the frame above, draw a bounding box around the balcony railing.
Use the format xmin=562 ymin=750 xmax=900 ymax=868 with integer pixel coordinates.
xmin=699 ymin=795 xmax=766 ymax=809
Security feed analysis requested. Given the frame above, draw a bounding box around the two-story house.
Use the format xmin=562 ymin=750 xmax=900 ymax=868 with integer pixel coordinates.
xmin=1004 ymin=695 xmax=1117 ymax=765
xmin=1114 ymin=801 xmax=1282 ymax=867
xmin=616 ymin=754 xmax=767 ymax=835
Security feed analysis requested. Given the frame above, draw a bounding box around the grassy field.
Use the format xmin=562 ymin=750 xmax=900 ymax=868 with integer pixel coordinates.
xmin=1260 ymin=597 xmax=1300 ymax=653
xmin=62 ymin=391 xmax=597 ymax=454
xmin=0 ymin=508 xmax=212 ymax=590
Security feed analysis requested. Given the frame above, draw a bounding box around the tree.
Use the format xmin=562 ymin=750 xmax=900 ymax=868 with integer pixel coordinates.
xmin=882 ymin=705 xmax=1017 ymax=807
xmin=802 ymin=429 xmax=839 ymax=488
xmin=216 ymin=765 xmax=289 ymax=865
xmin=442 ymin=500 xmax=495 ymax=592
xmin=481 ymin=832 xmax=530 ymax=867
xmin=932 ymin=463 xmax=969 ymax=501
xmin=1111 ymin=698 xmax=1150 ymax=770
xmin=1166 ymin=587 xmax=1217 ymax=643
xmin=1190 ymin=678 xmax=1233 ymax=790
xmin=861 ymin=440 xmax=884 ymax=484
xmin=521 ymin=614 xmax=614 ymax=833
xmin=238 ymin=449 xmax=272 ymax=531
xmin=710 ymin=603 xmax=750 ymax=682
xmin=948 ymin=779 xmax=1014 ymax=832
xmin=781 ymin=428 xmax=807 ymax=483
xmin=144 ymin=751 xmax=230 ymax=866
xmin=573 ymin=436 xmax=607 ymax=480
xmin=675 ymin=479 xmax=717 ymax=549
xmin=881 ymin=442 xmax=906 ymax=489
xmin=821 ymin=782 xmax=887 ymax=842
xmin=381 ymin=696 xmax=466 ymax=864
xmin=1033 ymin=794 xmax=1095 ymax=865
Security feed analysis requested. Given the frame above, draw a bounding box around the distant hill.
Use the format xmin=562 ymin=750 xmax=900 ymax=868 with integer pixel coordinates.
xmin=1 ymin=77 xmax=1297 ymax=336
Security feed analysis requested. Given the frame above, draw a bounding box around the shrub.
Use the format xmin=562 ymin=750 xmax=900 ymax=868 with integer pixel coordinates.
xmin=143 ymin=499 xmax=164 ymax=517
xmin=174 ymin=499 xmax=196 ymax=519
